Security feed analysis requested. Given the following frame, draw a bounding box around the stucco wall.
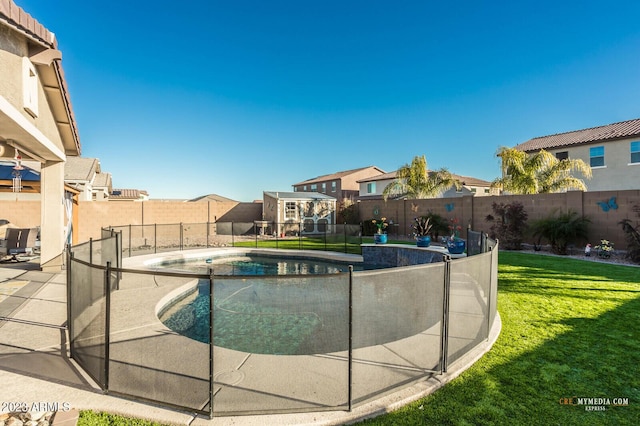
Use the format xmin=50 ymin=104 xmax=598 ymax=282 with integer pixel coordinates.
xmin=0 ymin=24 xmax=65 ymax=155
xmin=0 ymin=24 xmax=26 ymax=108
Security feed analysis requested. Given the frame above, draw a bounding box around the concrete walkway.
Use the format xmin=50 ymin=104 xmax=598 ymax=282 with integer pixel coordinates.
xmin=0 ymin=260 xmax=501 ymax=425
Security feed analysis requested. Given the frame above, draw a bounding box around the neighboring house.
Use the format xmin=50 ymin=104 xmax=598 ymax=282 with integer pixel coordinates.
xmin=292 ymin=166 xmax=385 ymax=203
xmin=263 ymin=191 xmax=336 ymax=236
xmin=189 ymin=193 xmax=237 ymax=203
xmin=110 ymin=188 xmax=149 ymax=201
xmin=358 ymin=171 xmax=497 ymax=199
xmin=64 ymin=156 xmax=111 ymax=201
xmin=0 ymin=1 xmax=81 ymax=270
xmin=92 ymin=171 xmax=112 ymax=201
xmin=513 ymin=118 xmax=640 ymax=191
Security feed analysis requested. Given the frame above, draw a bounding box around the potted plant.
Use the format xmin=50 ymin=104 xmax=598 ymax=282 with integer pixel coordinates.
xmin=447 ymin=217 xmax=466 ymax=254
xmin=412 ymin=216 xmax=432 ymax=247
xmin=372 ymin=217 xmax=388 ymax=244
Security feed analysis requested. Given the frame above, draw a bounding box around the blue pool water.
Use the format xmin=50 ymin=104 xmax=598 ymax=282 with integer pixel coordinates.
xmin=160 ymin=255 xmax=361 ymax=275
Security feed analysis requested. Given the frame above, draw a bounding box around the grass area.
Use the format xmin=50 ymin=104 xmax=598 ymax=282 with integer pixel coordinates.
xmin=77 ymin=251 xmax=639 ymax=425
xmin=78 ymin=411 xmax=166 ymax=426
xmin=359 ymin=252 xmax=640 ymax=425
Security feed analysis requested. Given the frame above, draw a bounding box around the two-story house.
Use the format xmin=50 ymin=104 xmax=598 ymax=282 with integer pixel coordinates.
xmin=292 ymin=166 xmax=385 ymax=203
xmin=1 ymin=1 xmax=81 ymax=270
xmin=513 ymin=118 xmax=640 ymax=191
xmin=358 ymin=171 xmax=497 ymax=199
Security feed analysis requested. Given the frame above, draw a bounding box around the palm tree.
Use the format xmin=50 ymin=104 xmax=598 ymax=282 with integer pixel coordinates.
xmin=491 ymin=147 xmax=592 ymax=194
xmin=382 ymin=155 xmax=459 ymax=200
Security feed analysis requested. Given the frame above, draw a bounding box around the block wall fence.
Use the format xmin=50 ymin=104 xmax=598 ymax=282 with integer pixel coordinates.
xmin=0 ymin=190 xmax=638 ymax=249
xmin=357 ymin=190 xmax=639 ymax=249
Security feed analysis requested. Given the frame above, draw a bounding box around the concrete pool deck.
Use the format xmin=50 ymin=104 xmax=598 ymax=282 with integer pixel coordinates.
xmin=0 ymin=252 xmax=501 ymax=425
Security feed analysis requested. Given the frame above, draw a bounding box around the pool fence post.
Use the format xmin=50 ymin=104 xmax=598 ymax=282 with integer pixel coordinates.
xmin=440 ymin=255 xmax=451 ymax=374
xmin=231 ymin=222 xmax=235 ymax=247
xmin=254 ymin=222 xmax=258 ymax=248
xmin=209 ymin=268 xmax=215 ymax=419
xmin=348 ymin=265 xmax=353 ymax=411
xmin=342 ymin=223 xmax=345 ymax=253
xmin=104 ymin=261 xmax=112 ymax=392
xmin=180 ymin=223 xmax=184 ymax=251
xmin=486 ymin=239 xmax=496 ymax=341
xmin=66 ymin=247 xmax=74 ymax=359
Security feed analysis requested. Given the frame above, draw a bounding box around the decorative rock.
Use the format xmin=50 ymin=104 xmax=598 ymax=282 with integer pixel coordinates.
xmin=0 ymin=412 xmax=59 ymax=426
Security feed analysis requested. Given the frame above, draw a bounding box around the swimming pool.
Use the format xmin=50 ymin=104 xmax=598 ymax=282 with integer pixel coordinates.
xmin=155 ymin=254 xmax=362 ymax=275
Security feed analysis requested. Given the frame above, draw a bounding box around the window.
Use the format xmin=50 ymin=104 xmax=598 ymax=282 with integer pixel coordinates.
xmin=285 ymin=202 xmax=297 ymax=219
xmin=556 ymin=151 xmax=568 ymax=160
xmin=22 ymin=57 xmax=38 ymax=117
xmin=321 ymin=182 xmax=326 ymax=192
xmin=590 ymin=146 xmax=605 ymax=167
xmin=331 ymin=181 xmax=337 ymax=192
xmin=310 ymin=184 xmax=317 ymax=191
xmin=631 ymin=142 xmax=640 ymax=164
xmin=367 ymin=182 xmax=376 ymax=194
xmin=484 ymin=188 xmax=490 ymax=194
xmin=471 ymin=187 xmax=477 ymax=193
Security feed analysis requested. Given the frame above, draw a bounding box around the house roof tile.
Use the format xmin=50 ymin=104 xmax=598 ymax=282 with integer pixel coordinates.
xmin=64 ymin=157 xmax=99 ymax=181
xmin=111 ymin=188 xmax=148 ymax=200
xmin=514 ymin=118 xmax=640 ymax=152
xmin=294 ymin=166 xmax=385 ymax=186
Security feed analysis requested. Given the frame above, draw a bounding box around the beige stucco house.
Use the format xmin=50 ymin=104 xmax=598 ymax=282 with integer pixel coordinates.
xmin=357 ymin=171 xmax=497 ymax=199
xmin=65 ymin=157 xmax=112 ymax=201
xmin=514 ymin=118 xmax=640 ymax=191
xmin=0 ymin=1 xmax=81 ymax=270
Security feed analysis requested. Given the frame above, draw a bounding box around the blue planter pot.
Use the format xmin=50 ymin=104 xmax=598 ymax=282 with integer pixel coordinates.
xmin=447 ymin=239 xmax=466 ymax=254
xmin=374 ymin=233 xmax=388 ymax=244
xmin=416 ymin=235 xmax=431 ymax=247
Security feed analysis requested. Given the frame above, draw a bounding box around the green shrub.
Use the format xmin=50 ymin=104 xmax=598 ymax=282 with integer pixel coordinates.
xmin=530 ymin=210 xmax=590 ymax=255
xmin=485 ymin=201 xmax=528 ymax=250
xmin=425 ymin=211 xmax=448 ymax=240
xmin=619 ymin=218 xmax=640 ymax=263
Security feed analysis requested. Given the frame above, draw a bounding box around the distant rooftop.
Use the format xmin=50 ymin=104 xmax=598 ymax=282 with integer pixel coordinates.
xmin=264 ymin=191 xmax=336 ymax=200
xmin=294 ymin=166 xmax=385 ymax=185
xmin=514 ymin=118 xmax=640 ymax=152
xmin=189 ymin=193 xmax=237 ymax=203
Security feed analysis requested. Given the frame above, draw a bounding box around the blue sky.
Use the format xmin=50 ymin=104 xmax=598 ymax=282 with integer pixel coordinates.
xmin=16 ymin=1 xmax=640 ymax=201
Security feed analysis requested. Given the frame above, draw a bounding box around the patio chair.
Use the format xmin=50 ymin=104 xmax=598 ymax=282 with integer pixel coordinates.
xmin=0 ymin=227 xmax=38 ymax=262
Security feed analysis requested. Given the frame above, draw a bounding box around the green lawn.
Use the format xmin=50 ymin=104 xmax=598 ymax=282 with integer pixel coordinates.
xmin=78 ymin=251 xmax=639 ymax=425
xmin=358 ymin=252 xmax=639 ymax=425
